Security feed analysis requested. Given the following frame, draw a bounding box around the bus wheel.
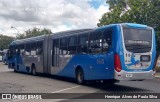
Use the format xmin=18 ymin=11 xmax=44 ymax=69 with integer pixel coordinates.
xmin=76 ymin=68 xmax=85 ymax=85
xmin=31 ymin=65 xmax=36 ymax=76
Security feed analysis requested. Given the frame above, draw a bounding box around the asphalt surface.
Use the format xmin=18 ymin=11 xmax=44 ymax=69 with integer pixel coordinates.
xmin=0 ymin=62 xmax=160 ymax=102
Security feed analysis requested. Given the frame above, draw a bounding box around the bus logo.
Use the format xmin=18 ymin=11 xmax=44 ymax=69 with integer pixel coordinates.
xmin=2 ymin=94 xmax=11 ymax=99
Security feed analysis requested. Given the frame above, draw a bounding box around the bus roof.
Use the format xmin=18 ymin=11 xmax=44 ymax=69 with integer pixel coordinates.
xmin=10 ymin=35 xmax=46 ymax=45
xmin=10 ymin=28 xmax=93 ymax=45
xmin=51 ymin=28 xmax=93 ymax=38
xmin=10 ymin=23 xmax=152 ymax=45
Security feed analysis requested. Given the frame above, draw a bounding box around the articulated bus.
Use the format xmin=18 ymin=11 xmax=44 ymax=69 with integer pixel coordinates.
xmin=8 ymin=23 xmax=156 ymax=84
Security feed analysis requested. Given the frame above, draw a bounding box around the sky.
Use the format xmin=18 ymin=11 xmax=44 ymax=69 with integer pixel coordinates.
xmin=0 ymin=0 xmax=109 ymax=37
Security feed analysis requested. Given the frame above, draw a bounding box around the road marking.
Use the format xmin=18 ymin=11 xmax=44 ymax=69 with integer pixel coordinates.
xmin=51 ymin=85 xmax=81 ymax=93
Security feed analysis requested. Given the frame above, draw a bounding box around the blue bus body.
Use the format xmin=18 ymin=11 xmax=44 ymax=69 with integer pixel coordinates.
xmin=8 ymin=23 xmax=156 ymax=83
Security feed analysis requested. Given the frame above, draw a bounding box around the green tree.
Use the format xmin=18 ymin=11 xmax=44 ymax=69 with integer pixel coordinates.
xmin=17 ymin=27 xmax=52 ymax=39
xmin=98 ymin=0 xmax=160 ymax=33
xmin=98 ymin=0 xmax=160 ymax=56
xmin=0 ymin=34 xmax=14 ymax=50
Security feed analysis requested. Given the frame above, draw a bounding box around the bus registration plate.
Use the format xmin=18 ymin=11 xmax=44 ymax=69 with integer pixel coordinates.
xmin=126 ymin=74 xmax=132 ymax=77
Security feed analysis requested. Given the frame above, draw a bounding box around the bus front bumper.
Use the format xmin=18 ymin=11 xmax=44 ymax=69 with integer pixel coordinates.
xmin=114 ymin=70 xmax=155 ymax=80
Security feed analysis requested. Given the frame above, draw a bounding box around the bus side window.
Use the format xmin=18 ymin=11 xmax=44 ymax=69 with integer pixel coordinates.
xmin=68 ymin=36 xmax=77 ymax=54
xmin=30 ymin=42 xmax=37 ymax=55
xmin=9 ymin=45 xmax=15 ymax=58
xmin=25 ymin=43 xmax=31 ymax=56
xmin=77 ymin=34 xmax=89 ymax=54
xmin=54 ymin=39 xmax=59 ymax=55
xmin=89 ymin=31 xmax=102 ymax=54
xmin=16 ymin=44 xmax=25 ymax=56
xmin=60 ymin=38 xmax=68 ymax=55
xmin=103 ymin=29 xmax=112 ymax=53
xmin=16 ymin=45 xmax=20 ymax=55
xmin=20 ymin=44 xmax=25 ymax=55
xmin=37 ymin=41 xmax=43 ymax=55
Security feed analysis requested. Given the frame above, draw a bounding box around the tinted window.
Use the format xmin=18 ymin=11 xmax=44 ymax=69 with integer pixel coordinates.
xmin=53 ymin=39 xmax=59 ymax=55
xmin=69 ymin=36 xmax=77 ymax=46
xmin=68 ymin=36 xmax=77 ymax=54
xmin=30 ymin=42 xmax=37 ymax=55
xmin=25 ymin=43 xmax=31 ymax=55
xmin=19 ymin=44 xmax=25 ymax=55
xmin=123 ymin=28 xmax=152 ymax=44
xmin=37 ymin=41 xmax=43 ymax=55
xmin=123 ymin=28 xmax=152 ymax=53
xmin=30 ymin=42 xmax=37 ymax=50
xmin=60 ymin=38 xmax=68 ymax=46
xmin=77 ymin=34 xmax=89 ymax=54
xmin=60 ymin=47 xmax=68 ymax=55
xmin=25 ymin=43 xmax=30 ymax=52
xmin=89 ymin=31 xmax=102 ymax=54
xmin=8 ymin=45 xmax=15 ymax=59
xmin=78 ymin=34 xmax=88 ymax=45
xmin=60 ymin=37 xmax=68 ymax=55
xmin=16 ymin=45 xmax=21 ymax=55
xmin=103 ymin=29 xmax=112 ymax=53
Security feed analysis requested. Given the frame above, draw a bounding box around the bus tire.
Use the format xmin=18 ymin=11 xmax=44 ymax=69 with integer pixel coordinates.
xmin=31 ymin=64 xmax=36 ymax=76
xmin=76 ymin=68 xmax=85 ymax=85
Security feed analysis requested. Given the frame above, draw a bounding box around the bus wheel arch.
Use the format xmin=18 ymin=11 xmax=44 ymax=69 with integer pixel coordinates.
xmin=75 ymin=66 xmax=85 ymax=85
xmin=31 ymin=63 xmax=36 ymax=75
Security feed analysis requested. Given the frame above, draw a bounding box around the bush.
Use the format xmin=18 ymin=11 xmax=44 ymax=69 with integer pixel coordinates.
xmin=154 ymin=66 xmax=160 ymax=72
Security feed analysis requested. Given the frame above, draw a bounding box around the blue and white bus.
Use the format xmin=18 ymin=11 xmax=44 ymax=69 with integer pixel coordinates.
xmin=8 ymin=23 xmax=156 ymax=84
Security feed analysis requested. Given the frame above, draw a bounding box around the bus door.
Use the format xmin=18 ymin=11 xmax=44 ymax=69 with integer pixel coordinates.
xmin=51 ymin=39 xmax=60 ymax=75
xmin=46 ymin=35 xmax=52 ymax=74
xmin=35 ymin=41 xmax=44 ymax=73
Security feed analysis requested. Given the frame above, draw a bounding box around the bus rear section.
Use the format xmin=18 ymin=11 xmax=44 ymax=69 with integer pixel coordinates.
xmin=114 ymin=23 xmax=156 ymax=80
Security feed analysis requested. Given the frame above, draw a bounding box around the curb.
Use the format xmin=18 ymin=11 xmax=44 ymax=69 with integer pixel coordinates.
xmin=155 ymin=76 xmax=160 ymax=78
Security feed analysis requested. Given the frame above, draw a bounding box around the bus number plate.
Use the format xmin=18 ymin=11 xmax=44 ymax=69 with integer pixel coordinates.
xmin=140 ymin=55 xmax=150 ymax=62
xmin=126 ymin=74 xmax=132 ymax=77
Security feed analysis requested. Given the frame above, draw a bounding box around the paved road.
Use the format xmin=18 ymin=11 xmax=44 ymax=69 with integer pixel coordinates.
xmin=0 ymin=62 xmax=160 ymax=102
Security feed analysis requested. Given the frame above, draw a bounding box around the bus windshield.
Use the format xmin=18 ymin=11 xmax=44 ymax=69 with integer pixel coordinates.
xmin=123 ymin=28 xmax=152 ymax=53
